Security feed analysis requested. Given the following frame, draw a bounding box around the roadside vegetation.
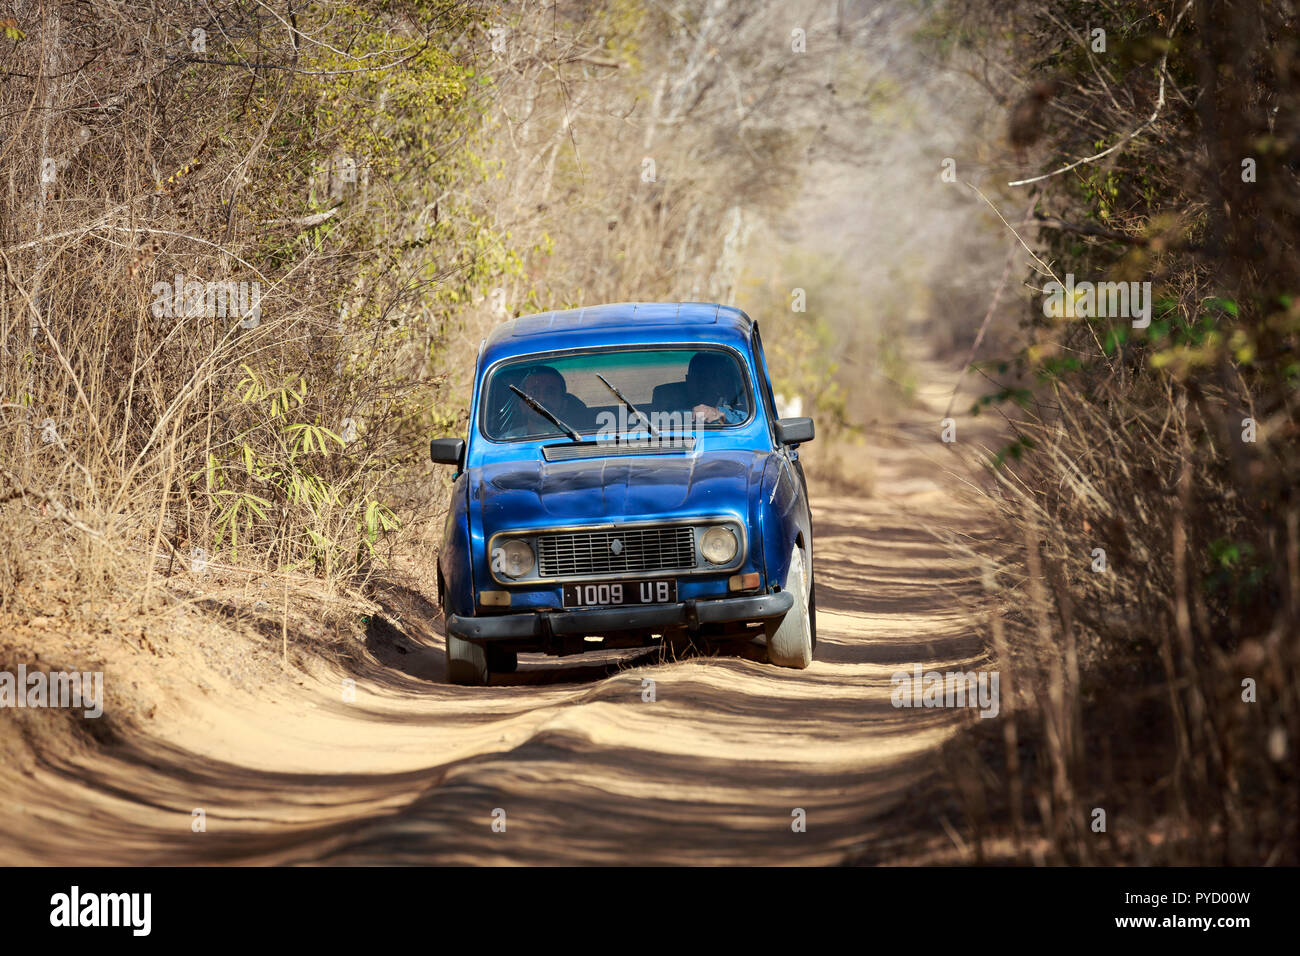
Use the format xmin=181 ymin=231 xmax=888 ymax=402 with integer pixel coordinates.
xmin=0 ymin=0 xmax=870 ymax=612
xmin=5 ymin=0 xmax=1288 ymax=867
xmin=924 ymin=0 xmax=1299 ymax=864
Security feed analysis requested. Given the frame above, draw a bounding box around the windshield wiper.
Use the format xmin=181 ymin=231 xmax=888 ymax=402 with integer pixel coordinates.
xmin=596 ymin=373 xmax=660 ymax=437
xmin=508 ymin=385 xmax=583 ymax=442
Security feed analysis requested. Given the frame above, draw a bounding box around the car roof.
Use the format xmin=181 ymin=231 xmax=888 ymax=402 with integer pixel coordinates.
xmin=480 ymin=302 xmax=754 ymax=368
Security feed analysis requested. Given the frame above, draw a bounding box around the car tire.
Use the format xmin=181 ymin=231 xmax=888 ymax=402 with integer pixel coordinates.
xmin=808 ymin=575 xmax=818 ymax=651
xmin=765 ymin=545 xmax=813 ymax=669
xmin=446 ymin=628 xmax=491 ymax=686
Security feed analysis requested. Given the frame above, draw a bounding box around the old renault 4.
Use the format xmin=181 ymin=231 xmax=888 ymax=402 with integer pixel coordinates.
xmin=430 ymin=302 xmax=816 ymax=685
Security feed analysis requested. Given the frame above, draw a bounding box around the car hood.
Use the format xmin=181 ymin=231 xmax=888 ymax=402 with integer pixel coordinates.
xmin=470 ymin=449 xmax=769 ymax=529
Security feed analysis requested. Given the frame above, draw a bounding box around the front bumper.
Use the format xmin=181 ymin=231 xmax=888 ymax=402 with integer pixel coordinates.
xmin=447 ymin=591 xmax=793 ymax=644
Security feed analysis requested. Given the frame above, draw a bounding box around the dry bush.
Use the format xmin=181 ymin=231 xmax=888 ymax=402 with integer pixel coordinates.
xmin=930 ymin=0 xmax=1300 ymax=863
xmin=0 ymin=0 xmax=907 ymax=621
xmin=1 ymin=0 xmax=496 ymax=613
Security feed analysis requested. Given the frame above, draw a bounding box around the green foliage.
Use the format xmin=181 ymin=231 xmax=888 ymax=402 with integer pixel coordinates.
xmin=192 ymin=364 xmax=400 ymax=568
xmin=1035 ymin=356 xmax=1082 ymax=380
xmin=1102 ymin=324 xmax=1127 ymax=355
xmin=162 ymin=1 xmax=529 ymax=576
xmin=1204 ymin=538 xmax=1268 ymax=607
xmin=972 ymin=386 xmax=1032 ymax=414
xmin=991 ymin=433 xmax=1035 ymax=468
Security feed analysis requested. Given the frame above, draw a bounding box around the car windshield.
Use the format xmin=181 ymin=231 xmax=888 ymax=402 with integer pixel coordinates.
xmin=481 ymin=347 xmax=752 ymax=441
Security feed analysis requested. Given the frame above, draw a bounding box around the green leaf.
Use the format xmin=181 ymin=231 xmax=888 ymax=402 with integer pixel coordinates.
xmin=1205 ymin=296 xmax=1239 ymax=317
xmin=1104 ymin=324 xmax=1128 ymax=355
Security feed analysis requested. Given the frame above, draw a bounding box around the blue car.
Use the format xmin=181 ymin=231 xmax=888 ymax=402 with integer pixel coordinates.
xmin=430 ymin=302 xmax=816 ymax=685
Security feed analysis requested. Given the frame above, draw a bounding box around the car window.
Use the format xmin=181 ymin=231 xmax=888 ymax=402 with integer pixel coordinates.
xmin=481 ymin=347 xmax=752 ymax=441
xmin=751 ymin=324 xmax=781 ymax=444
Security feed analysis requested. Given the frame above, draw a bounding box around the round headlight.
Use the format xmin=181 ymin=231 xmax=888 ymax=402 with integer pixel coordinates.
xmin=700 ymin=525 xmax=738 ymax=565
xmin=496 ymin=539 xmax=535 ymax=578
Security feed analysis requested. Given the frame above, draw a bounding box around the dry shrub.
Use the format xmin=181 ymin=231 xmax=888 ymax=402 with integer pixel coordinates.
xmin=1 ymin=0 xmax=897 ymax=620
xmin=931 ymin=0 xmax=1300 ymax=863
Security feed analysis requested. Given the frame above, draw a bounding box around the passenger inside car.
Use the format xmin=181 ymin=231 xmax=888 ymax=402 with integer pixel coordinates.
xmin=498 ymin=365 xmax=590 ymax=437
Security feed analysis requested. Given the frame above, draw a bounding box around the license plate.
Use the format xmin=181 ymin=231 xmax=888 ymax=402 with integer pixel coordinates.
xmin=562 ymin=579 xmax=677 ymax=608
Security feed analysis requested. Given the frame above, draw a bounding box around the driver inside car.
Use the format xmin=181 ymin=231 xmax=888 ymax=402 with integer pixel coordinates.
xmin=685 ymin=352 xmax=746 ymax=425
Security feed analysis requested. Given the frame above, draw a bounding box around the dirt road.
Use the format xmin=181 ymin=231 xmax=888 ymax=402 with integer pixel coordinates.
xmin=0 ymin=401 xmax=996 ymax=865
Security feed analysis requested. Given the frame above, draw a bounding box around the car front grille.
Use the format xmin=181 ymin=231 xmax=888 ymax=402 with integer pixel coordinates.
xmin=536 ymin=525 xmax=697 ymax=577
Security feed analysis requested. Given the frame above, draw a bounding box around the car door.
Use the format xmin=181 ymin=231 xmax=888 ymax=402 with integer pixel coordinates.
xmin=752 ymin=323 xmax=811 ymax=503
xmin=751 ymin=322 xmax=813 ymax=575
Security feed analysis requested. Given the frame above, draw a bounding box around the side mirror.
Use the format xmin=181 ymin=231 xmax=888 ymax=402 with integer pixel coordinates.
xmin=430 ymin=437 xmax=465 ymax=467
xmin=775 ymin=417 xmax=815 ymax=445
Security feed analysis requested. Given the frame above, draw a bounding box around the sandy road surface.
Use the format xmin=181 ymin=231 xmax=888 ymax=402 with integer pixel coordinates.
xmin=0 ymin=411 xmax=996 ymax=865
